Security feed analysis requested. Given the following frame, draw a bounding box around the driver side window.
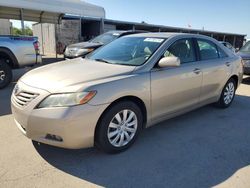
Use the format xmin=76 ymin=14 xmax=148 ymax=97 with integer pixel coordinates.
xmin=164 ymin=39 xmax=196 ymax=64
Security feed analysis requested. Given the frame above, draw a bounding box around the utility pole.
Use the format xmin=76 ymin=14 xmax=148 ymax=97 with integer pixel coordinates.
xmin=20 ymin=9 xmax=25 ymax=35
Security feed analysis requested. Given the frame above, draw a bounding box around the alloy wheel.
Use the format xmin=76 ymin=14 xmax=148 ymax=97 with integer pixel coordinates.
xmin=107 ymin=109 xmax=138 ymax=147
xmin=223 ymin=82 xmax=235 ymax=105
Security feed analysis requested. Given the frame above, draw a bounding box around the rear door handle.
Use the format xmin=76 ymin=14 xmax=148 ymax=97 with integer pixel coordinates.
xmin=193 ymin=68 xmax=201 ymax=74
xmin=225 ymin=62 xmax=231 ymax=67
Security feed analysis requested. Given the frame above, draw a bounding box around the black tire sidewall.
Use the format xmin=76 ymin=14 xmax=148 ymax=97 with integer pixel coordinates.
xmin=0 ymin=60 xmax=12 ymax=89
xmin=218 ymin=78 xmax=236 ymax=108
xmin=95 ymin=101 xmax=143 ymax=153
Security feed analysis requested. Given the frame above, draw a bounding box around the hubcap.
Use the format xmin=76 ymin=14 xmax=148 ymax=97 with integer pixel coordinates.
xmin=108 ymin=109 xmax=138 ymax=147
xmin=223 ymin=82 xmax=235 ymax=105
xmin=0 ymin=70 xmax=6 ymax=82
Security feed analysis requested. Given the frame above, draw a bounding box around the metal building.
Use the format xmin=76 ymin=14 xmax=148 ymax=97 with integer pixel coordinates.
xmin=1 ymin=1 xmax=245 ymax=56
xmin=0 ymin=0 xmax=106 ymax=56
xmin=33 ymin=15 xmax=246 ymax=55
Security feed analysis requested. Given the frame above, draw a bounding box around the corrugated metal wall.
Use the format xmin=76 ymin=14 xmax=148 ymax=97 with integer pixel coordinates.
xmin=0 ymin=19 xmax=11 ymax=35
xmin=33 ymin=20 xmax=79 ymax=55
xmin=33 ymin=23 xmax=56 ymax=55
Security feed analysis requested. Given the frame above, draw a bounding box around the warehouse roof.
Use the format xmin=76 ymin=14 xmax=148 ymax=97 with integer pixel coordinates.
xmin=0 ymin=0 xmax=105 ymax=23
xmin=65 ymin=15 xmax=246 ymax=37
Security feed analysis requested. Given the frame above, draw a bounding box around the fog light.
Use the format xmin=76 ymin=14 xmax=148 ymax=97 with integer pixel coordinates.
xmin=45 ymin=134 xmax=63 ymax=142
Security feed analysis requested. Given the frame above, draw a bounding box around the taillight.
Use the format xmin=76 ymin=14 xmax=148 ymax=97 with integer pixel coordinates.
xmin=33 ymin=41 xmax=40 ymax=54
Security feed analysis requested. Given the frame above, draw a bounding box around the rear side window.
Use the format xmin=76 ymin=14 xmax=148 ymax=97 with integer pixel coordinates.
xmin=164 ymin=39 xmax=196 ymax=64
xmin=217 ymin=46 xmax=228 ymax=58
xmin=197 ymin=39 xmax=219 ymax=60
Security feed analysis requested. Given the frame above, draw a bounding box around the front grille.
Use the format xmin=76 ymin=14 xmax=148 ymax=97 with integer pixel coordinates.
xmin=13 ymin=91 xmax=39 ymax=107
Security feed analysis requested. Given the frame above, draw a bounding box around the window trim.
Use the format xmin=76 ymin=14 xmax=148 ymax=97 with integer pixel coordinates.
xmin=195 ymin=38 xmax=220 ymax=61
xmin=154 ymin=38 xmax=198 ymax=67
xmin=217 ymin=45 xmax=229 ymax=58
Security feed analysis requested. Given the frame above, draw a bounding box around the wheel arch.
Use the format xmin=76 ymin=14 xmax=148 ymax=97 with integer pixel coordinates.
xmin=94 ymin=95 xmax=148 ymax=142
xmin=0 ymin=47 xmax=19 ymax=69
xmin=230 ymin=75 xmax=239 ymax=88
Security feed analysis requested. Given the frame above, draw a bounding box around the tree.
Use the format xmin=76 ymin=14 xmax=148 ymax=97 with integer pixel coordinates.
xmin=12 ymin=25 xmax=33 ymax=36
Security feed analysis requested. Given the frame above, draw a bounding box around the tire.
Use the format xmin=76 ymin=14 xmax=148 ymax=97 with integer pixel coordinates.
xmin=95 ymin=101 xmax=143 ymax=153
xmin=215 ymin=78 xmax=236 ymax=108
xmin=0 ymin=60 xmax=12 ymax=89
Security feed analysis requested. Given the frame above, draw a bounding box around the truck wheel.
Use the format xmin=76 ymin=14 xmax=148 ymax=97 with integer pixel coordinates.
xmin=0 ymin=59 xmax=13 ymax=89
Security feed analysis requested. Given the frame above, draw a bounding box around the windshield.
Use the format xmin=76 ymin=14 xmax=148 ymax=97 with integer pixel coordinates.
xmin=90 ymin=32 xmax=120 ymax=45
xmin=240 ymin=41 xmax=250 ymax=52
xmin=87 ymin=37 xmax=165 ymax=66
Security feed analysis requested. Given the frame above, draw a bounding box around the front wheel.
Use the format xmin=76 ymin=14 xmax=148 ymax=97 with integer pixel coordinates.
xmin=0 ymin=60 xmax=12 ymax=89
xmin=95 ymin=101 xmax=143 ymax=153
xmin=216 ymin=78 xmax=236 ymax=108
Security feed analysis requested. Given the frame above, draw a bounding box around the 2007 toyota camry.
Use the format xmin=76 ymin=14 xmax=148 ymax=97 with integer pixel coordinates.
xmin=11 ymin=33 xmax=243 ymax=153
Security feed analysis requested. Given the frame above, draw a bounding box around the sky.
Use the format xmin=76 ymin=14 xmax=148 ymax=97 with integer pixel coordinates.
xmin=11 ymin=0 xmax=250 ymax=37
xmin=87 ymin=0 xmax=250 ymax=37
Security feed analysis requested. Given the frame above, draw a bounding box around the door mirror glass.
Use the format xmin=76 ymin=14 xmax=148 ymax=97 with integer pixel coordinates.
xmin=158 ymin=56 xmax=180 ymax=68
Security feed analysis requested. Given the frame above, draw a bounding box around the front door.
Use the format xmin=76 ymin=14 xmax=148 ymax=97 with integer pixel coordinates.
xmin=150 ymin=38 xmax=202 ymax=120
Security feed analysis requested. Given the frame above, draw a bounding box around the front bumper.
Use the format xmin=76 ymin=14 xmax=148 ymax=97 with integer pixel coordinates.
xmin=11 ymin=82 xmax=109 ymax=149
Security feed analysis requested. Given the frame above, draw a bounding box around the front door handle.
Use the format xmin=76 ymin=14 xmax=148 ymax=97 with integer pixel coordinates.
xmin=193 ymin=68 xmax=201 ymax=74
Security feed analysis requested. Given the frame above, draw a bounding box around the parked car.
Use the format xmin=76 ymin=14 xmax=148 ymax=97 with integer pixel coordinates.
xmin=0 ymin=36 xmax=42 ymax=88
xmin=237 ymin=40 xmax=250 ymax=75
xmin=11 ymin=33 xmax=243 ymax=153
xmin=64 ymin=30 xmax=147 ymax=59
xmin=220 ymin=41 xmax=236 ymax=53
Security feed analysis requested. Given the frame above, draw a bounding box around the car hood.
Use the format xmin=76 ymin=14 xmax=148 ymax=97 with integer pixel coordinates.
xmin=20 ymin=58 xmax=135 ymax=93
xmin=67 ymin=42 xmax=102 ymax=49
xmin=237 ymin=51 xmax=250 ymax=59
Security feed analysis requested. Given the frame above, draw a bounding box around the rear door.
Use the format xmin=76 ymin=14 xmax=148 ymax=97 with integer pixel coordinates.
xmin=195 ymin=38 xmax=230 ymax=102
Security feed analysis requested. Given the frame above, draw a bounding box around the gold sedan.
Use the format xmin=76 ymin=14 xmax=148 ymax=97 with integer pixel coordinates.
xmin=11 ymin=33 xmax=243 ymax=153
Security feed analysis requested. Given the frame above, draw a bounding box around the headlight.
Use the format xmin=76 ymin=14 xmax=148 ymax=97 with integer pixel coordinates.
xmin=76 ymin=48 xmax=94 ymax=55
xmin=38 ymin=91 xmax=96 ymax=108
xmin=65 ymin=48 xmax=94 ymax=57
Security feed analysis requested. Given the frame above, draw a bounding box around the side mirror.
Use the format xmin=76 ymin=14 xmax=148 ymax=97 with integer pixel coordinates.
xmin=158 ymin=56 xmax=180 ymax=68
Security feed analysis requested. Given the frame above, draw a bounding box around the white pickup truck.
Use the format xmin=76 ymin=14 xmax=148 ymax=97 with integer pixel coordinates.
xmin=0 ymin=36 xmax=42 ymax=88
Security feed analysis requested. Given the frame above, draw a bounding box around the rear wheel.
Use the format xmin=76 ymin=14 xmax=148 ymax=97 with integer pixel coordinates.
xmin=216 ymin=78 xmax=236 ymax=108
xmin=95 ymin=101 xmax=143 ymax=153
xmin=0 ymin=60 xmax=12 ymax=89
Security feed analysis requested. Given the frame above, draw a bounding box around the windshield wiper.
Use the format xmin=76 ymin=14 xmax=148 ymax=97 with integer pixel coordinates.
xmin=94 ymin=58 xmax=111 ymax=64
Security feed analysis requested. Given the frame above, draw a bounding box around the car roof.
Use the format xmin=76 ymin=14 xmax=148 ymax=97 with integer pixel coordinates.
xmin=106 ymin=30 xmax=148 ymax=35
xmin=124 ymin=32 xmax=201 ymax=38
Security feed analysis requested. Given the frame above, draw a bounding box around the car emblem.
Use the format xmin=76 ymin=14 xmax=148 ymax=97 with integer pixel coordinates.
xmin=14 ymin=84 xmax=20 ymax=95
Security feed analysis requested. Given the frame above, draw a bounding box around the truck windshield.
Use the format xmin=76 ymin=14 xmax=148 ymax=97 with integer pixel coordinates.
xmin=87 ymin=37 xmax=165 ymax=66
xmin=240 ymin=41 xmax=250 ymax=53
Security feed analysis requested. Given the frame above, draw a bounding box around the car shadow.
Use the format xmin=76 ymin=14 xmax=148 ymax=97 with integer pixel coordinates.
xmin=33 ymin=94 xmax=250 ymax=188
